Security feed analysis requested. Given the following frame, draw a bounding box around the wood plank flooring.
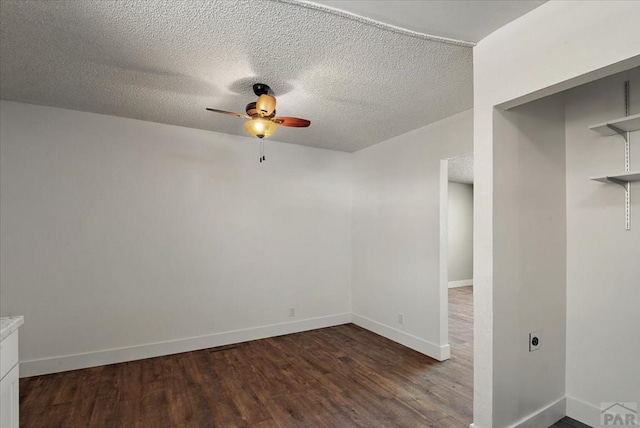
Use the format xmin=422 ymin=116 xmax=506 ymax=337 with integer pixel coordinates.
xmin=551 ymin=417 xmax=592 ymax=428
xmin=20 ymin=288 xmax=474 ymax=427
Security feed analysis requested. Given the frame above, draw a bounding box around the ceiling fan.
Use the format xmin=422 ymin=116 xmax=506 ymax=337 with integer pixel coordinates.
xmin=206 ymin=83 xmax=311 ymax=162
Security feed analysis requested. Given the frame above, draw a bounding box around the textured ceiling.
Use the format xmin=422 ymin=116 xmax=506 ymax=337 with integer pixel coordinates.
xmin=311 ymin=0 xmax=547 ymax=43
xmin=448 ymin=153 xmax=474 ymax=184
xmin=0 ymin=0 xmax=473 ymax=152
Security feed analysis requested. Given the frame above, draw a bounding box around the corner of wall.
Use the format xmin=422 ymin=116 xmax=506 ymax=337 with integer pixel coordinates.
xmin=351 ymin=313 xmax=450 ymax=361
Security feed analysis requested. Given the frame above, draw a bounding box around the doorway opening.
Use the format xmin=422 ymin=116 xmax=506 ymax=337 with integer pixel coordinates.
xmin=440 ymin=153 xmax=474 ymax=360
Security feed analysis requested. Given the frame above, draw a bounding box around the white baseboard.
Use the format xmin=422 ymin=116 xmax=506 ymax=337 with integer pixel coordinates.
xmin=506 ymin=396 xmax=566 ymax=428
xmin=566 ymin=396 xmax=601 ymax=427
xmin=448 ymin=279 xmax=473 ymax=288
xmin=20 ymin=313 xmax=352 ymax=377
xmin=351 ymin=313 xmax=450 ymax=361
xmin=22 ymin=312 xmax=453 ymax=377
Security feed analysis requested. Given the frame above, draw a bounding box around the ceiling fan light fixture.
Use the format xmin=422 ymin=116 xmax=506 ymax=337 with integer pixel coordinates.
xmin=244 ymin=118 xmax=277 ymax=139
xmin=256 ymin=94 xmax=276 ymax=117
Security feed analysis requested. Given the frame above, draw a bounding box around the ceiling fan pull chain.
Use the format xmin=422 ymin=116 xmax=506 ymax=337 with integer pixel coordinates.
xmin=259 ymin=139 xmax=262 ymax=163
xmin=263 ymin=140 xmax=266 ymax=162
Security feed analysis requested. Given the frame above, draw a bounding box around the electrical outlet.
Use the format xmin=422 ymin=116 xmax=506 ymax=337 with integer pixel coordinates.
xmin=289 ymin=307 xmax=295 ymax=317
xmin=398 ymin=313 xmax=404 ymax=325
xmin=529 ymin=331 xmax=540 ymax=352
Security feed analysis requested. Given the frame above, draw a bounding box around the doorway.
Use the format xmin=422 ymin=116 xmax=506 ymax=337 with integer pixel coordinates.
xmin=440 ymin=153 xmax=474 ymax=357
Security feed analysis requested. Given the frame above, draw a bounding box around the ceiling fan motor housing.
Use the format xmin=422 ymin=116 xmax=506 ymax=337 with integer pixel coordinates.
xmin=253 ymin=83 xmax=271 ymax=96
xmin=246 ymin=102 xmax=275 ymax=118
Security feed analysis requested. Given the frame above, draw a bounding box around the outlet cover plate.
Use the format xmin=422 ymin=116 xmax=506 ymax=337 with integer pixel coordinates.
xmin=529 ymin=331 xmax=540 ymax=352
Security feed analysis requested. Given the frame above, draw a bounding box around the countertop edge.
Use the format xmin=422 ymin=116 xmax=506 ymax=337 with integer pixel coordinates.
xmin=0 ymin=316 xmax=24 ymax=342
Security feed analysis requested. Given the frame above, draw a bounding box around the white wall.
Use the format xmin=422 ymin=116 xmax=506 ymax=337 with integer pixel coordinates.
xmin=493 ymin=95 xmax=567 ymax=428
xmin=474 ymin=2 xmax=640 ymax=427
xmin=564 ymin=68 xmax=640 ymax=426
xmin=0 ymin=101 xmax=352 ymax=375
xmin=1 ymin=101 xmax=473 ymax=375
xmin=351 ymin=109 xmax=473 ymax=361
xmin=447 ymin=182 xmax=473 ymax=284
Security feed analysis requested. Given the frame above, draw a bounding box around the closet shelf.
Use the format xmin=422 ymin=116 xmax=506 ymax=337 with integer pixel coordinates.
xmin=587 ymin=81 xmax=635 ymax=230
xmin=588 ymin=113 xmax=640 ymax=136
xmin=591 ymin=171 xmax=640 ymax=184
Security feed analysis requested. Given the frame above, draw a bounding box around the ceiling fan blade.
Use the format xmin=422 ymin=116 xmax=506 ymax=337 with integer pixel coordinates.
xmin=206 ymin=108 xmax=250 ymax=119
xmin=273 ymin=117 xmax=311 ymax=127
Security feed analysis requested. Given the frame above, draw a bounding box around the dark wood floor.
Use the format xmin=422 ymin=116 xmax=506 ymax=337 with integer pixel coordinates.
xmin=551 ymin=417 xmax=592 ymax=428
xmin=21 ymin=288 xmax=474 ymax=427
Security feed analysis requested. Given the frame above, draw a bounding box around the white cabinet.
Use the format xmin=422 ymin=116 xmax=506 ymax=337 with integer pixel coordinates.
xmin=0 ymin=320 xmax=22 ymax=428
xmin=0 ymin=363 xmax=19 ymax=428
